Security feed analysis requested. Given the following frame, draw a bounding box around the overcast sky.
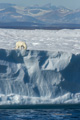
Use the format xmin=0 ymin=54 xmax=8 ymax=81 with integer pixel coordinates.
xmin=0 ymin=0 xmax=79 ymax=9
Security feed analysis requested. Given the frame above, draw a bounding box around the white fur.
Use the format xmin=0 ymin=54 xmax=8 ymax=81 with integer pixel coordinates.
xmin=15 ymin=41 xmax=27 ymax=50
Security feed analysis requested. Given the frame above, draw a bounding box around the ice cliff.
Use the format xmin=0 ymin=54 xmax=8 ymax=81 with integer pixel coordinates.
xmin=0 ymin=49 xmax=80 ymax=105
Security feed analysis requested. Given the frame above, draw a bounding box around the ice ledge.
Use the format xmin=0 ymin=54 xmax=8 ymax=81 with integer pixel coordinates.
xmin=0 ymin=49 xmax=80 ymax=104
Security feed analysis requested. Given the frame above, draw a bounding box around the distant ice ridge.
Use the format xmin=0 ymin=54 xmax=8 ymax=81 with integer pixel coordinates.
xmin=0 ymin=49 xmax=80 ymax=105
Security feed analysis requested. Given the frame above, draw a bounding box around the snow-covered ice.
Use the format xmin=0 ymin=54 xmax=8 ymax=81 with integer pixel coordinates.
xmin=0 ymin=29 xmax=80 ymax=53
xmin=0 ymin=29 xmax=80 ymax=105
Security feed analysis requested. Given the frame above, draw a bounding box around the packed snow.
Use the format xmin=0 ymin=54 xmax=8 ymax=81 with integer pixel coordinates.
xmin=0 ymin=29 xmax=80 ymax=53
xmin=0 ymin=29 xmax=80 ymax=105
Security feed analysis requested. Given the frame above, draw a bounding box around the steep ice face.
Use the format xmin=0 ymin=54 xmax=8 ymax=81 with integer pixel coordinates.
xmin=0 ymin=49 xmax=80 ymax=105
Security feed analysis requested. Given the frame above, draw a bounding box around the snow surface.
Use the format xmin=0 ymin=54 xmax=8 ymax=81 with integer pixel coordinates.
xmin=0 ymin=29 xmax=80 ymax=105
xmin=0 ymin=29 xmax=80 ymax=54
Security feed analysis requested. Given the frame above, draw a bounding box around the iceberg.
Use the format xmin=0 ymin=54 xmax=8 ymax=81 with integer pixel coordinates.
xmin=0 ymin=48 xmax=80 ymax=105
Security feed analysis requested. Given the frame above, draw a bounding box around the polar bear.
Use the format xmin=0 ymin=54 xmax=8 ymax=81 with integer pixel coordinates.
xmin=15 ymin=41 xmax=27 ymax=50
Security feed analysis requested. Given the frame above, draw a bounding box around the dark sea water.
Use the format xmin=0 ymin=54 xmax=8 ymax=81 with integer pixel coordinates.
xmin=0 ymin=109 xmax=80 ymax=120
